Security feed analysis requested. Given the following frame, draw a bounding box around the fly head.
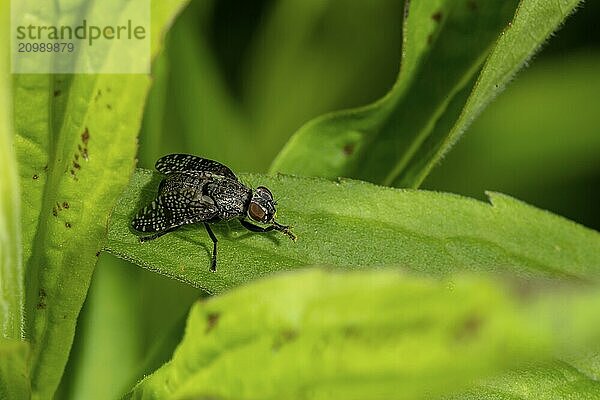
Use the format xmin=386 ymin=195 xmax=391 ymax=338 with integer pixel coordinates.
xmin=247 ymin=186 xmax=277 ymax=223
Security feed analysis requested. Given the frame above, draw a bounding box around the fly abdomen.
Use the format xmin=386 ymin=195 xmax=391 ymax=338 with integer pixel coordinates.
xmin=159 ymin=172 xmax=205 ymax=195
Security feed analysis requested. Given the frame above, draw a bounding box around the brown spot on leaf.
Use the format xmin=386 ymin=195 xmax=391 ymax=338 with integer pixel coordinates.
xmin=81 ymin=127 xmax=90 ymax=145
xmin=467 ymin=0 xmax=478 ymax=11
xmin=62 ymin=202 xmax=69 ymax=209
xmin=95 ymin=251 xmax=101 ymax=257
xmin=37 ymin=288 xmax=47 ymax=309
xmin=106 ymin=104 xmax=112 ymax=110
xmin=343 ymin=325 xmax=360 ymax=338
xmin=343 ymin=143 xmax=355 ymax=156
xmin=53 ymin=90 xmax=61 ymax=97
xmin=431 ymin=11 xmax=443 ymax=22
xmin=32 ymin=174 xmax=39 ymax=180
xmin=205 ymin=313 xmax=220 ymax=333
xmin=52 ymin=207 xmax=58 ymax=217
xmin=65 ymin=222 xmax=72 ymax=228
xmin=427 ymin=34 xmax=434 ymax=44
xmin=508 ymin=279 xmax=539 ymax=301
xmin=272 ymin=329 xmax=298 ymax=350
xmin=455 ymin=315 xmax=482 ymax=341
xmin=74 ymin=131 xmax=89 ymax=166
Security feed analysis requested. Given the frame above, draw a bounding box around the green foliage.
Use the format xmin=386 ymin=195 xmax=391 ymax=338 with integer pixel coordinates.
xmin=2 ymin=0 xmax=598 ymax=398
xmin=1 ymin=2 xmax=28 ymax=399
xmin=405 ymin=0 xmax=584 ymax=189
xmin=0 ymin=0 xmax=23 ymax=343
xmin=15 ymin=69 xmax=143 ymax=400
xmin=9 ymin=1 xmax=189 ymax=398
xmin=64 ymin=257 xmax=146 ymax=400
xmin=0 ymin=339 xmax=30 ymax=400
xmin=139 ymin=0 xmax=404 ymax=173
xmin=424 ymin=53 xmax=600 ymax=206
xmin=449 ymin=362 xmax=600 ymax=399
xmin=106 ymin=169 xmax=600 ymax=292
xmin=128 ymin=270 xmax=600 ymax=400
xmin=242 ymin=0 xmax=404 ymax=166
xmin=270 ymin=0 xmax=582 ymax=188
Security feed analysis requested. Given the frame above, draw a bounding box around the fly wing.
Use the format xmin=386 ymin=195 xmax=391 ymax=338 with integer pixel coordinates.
xmin=131 ymin=188 xmax=218 ymax=233
xmin=155 ymin=154 xmax=237 ymax=180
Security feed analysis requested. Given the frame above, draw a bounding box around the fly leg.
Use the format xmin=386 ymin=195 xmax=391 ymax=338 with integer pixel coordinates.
xmin=240 ymin=220 xmax=297 ymax=241
xmin=204 ymin=223 xmax=218 ymax=272
xmin=139 ymin=227 xmax=178 ymax=242
xmin=240 ymin=219 xmax=275 ymax=233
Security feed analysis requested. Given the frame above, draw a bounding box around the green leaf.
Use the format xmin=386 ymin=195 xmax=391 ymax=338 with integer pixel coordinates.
xmin=411 ymin=0 xmax=584 ymax=188
xmin=270 ymin=0 xmax=581 ymax=189
xmin=270 ymin=0 xmax=518 ymax=184
xmin=449 ymin=288 xmax=600 ymax=398
xmin=449 ymin=361 xmax=600 ymax=399
xmin=63 ymin=254 xmax=199 ymax=400
xmin=0 ymin=339 xmax=30 ymax=400
xmin=106 ymin=170 xmax=600 ymax=293
xmin=424 ymin=53 xmax=600 ymax=204
xmin=0 ymin=0 xmax=23 ymax=342
xmin=243 ymin=0 xmax=404 ymax=167
xmin=127 ymin=270 xmax=600 ymax=399
xmin=1 ymin=4 xmax=27 ymax=400
xmin=63 ymin=256 xmax=146 ymax=400
xmin=14 ymin=1 xmax=189 ymax=398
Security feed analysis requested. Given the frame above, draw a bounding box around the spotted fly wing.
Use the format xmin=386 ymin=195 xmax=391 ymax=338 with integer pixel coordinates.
xmin=155 ymin=154 xmax=237 ymax=180
xmin=131 ymin=188 xmax=218 ymax=233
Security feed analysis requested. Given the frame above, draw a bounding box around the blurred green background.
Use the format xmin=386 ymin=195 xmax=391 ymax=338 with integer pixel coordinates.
xmin=59 ymin=1 xmax=600 ymax=398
